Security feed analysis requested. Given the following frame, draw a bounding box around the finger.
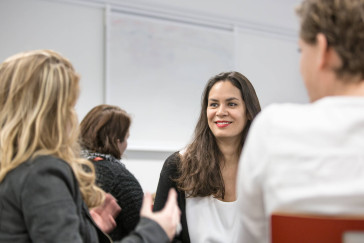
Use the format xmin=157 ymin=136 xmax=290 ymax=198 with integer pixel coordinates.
xmin=105 ymin=193 xmax=118 ymax=207
xmin=94 ymin=194 xmax=112 ymax=214
xmin=92 ymin=206 xmax=103 ymax=214
xmin=171 ymin=203 xmax=181 ymax=227
xmin=104 ymin=193 xmax=113 ymax=203
xmin=109 ymin=205 xmax=121 ymax=218
xmin=112 ymin=204 xmax=121 ymax=217
xmin=108 ymin=198 xmax=121 ymax=217
xmin=108 ymin=215 xmax=117 ymax=229
xmin=163 ymin=188 xmax=178 ymax=212
xmin=140 ymin=192 xmax=153 ymax=215
xmin=89 ymin=210 xmax=98 ymax=220
xmin=90 ymin=211 xmax=102 ymax=227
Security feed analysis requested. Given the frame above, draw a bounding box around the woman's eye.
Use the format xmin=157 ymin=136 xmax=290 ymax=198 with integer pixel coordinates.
xmin=228 ymin=103 xmax=237 ymax=107
xmin=209 ymin=103 xmax=218 ymax=107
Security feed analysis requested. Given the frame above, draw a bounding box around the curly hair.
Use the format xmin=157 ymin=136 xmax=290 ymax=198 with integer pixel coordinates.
xmin=297 ymin=0 xmax=364 ymax=80
xmin=175 ymin=71 xmax=261 ymax=199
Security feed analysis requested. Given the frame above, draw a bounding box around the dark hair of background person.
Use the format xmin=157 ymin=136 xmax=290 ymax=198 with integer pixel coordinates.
xmin=175 ymin=71 xmax=261 ymax=199
xmin=80 ymin=104 xmax=131 ymax=159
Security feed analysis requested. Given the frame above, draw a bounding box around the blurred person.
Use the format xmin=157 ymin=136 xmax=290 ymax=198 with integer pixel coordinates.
xmin=0 ymin=49 xmax=180 ymax=243
xmin=236 ymin=0 xmax=364 ymax=242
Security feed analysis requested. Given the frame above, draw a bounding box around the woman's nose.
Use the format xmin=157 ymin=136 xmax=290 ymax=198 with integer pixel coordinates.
xmin=216 ymin=105 xmax=228 ymax=116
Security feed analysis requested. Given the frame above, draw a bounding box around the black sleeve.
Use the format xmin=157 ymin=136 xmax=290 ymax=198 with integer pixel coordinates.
xmin=117 ymin=217 xmax=169 ymax=243
xmin=153 ymin=152 xmax=186 ymax=243
xmin=153 ymin=152 xmax=180 ymax=212
xmin=110 ymin=166 xmax=143 ymax=237
xmin=93 ymin=161 xmax=143 ymax=240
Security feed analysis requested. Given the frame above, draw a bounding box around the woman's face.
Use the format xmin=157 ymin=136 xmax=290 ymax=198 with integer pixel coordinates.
xmin=207 ymin=80 xmax=247 ymax=143
xmin=117 ymin=130 xmax=130 ymax=156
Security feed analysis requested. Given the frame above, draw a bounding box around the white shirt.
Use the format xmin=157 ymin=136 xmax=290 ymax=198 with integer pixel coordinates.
xmin=236 ymin=97 xmax=364 ymax=243
xmin=186 ymin=196 xmax=242 ymax=243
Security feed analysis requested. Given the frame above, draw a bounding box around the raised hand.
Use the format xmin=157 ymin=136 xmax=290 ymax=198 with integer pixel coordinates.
xmin=140 ymin=189 xmax=181 ymax=240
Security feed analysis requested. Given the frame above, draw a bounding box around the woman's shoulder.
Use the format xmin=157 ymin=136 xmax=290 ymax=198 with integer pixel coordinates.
xmin=93 ymin=157 xmax=132 ymax=178
xmin=13 ymin=155 xmax=72 ymax=177
xmin=88 ymin=153 xmax=124 ymax=172
xmin=2 ymin=155 xmax=77 ymax=200
xmin=164 ymin=151 xmax=181 ymax=166
xmin=90 ymin=155 xmax=142 ymax=191
xmin=160 ymin=151 xmax=182 ymax=177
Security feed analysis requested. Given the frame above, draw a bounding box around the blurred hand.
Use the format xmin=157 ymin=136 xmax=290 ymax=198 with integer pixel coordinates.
xmin=140 ymin=189 xmax=181 ymax=241
xmin=90 ymin=193 xmax=121 ymax=233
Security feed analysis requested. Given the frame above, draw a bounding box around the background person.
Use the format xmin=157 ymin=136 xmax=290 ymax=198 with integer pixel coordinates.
xmin=80 ymin=104 xmax=143 ymax=241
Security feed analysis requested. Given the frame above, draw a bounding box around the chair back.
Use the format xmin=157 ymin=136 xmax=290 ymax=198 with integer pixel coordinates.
xmin=271 ymin=213 xmax=364 ymax=243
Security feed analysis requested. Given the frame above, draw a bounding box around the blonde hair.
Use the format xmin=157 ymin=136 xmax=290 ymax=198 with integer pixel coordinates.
xmin=0 ymin=50 xmax=104 ymax=208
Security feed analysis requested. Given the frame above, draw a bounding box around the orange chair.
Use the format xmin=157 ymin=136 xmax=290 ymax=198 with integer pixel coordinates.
xmin=271 ymin=212 xmax=364 ymax=243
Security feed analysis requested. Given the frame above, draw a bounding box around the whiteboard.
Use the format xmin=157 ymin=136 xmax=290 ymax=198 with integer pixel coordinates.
xmin=107 ymin=12 xmax=234 ymax=151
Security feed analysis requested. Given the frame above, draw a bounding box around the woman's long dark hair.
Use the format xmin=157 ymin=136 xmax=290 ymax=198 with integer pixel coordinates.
xmin=175 ymin=71 xmax=261 ymax=199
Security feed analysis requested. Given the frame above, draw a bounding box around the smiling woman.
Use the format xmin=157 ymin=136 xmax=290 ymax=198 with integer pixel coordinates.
xmin=153 ymin=71 xmax=261 ymax=243
xmin=207 ymin=81 xmax=248 ymax=142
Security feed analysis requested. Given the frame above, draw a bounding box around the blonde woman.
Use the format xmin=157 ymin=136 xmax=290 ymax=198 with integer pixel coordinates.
xmin=0 ymin=50 xmax=180 ymax=243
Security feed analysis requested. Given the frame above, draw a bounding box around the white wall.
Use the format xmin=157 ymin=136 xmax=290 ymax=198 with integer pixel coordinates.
xmin=0 ymin=0 xmax=307 ymax=193
xmin=0 ymin=0 xmax=105 ymax=119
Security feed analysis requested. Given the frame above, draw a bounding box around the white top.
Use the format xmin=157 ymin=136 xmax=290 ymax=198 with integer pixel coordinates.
xmin=186 ymin=196 xmax=242 ymax=243
xmin=236 ymin=97 xmax=364 ymax=243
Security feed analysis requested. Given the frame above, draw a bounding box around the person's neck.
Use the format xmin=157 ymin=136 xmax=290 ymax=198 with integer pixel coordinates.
xmin=330 ymin=79 xmax=364 ymax=97
xmin=216 ymin=138 xmax=240 ymax=166
xmin=325 ymin=73 xmax=364 ymax=97
xmin=312 ymin=75 xmax=364 ymax=102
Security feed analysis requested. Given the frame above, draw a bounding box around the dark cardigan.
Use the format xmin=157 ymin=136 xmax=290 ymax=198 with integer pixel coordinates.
xmin=153 ymin=152 xmax=190 ymax=243
xmin=84 ymin=151 xmax=144 ymax=241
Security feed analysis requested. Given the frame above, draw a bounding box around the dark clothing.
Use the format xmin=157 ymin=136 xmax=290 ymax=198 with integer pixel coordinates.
xmin=84 ymin=151 xmax=143 ymax=241
xmin=153 ymin=152 xmax=190 ymax=243
xmin=0 ymin=155 xmax=169 ymax=243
